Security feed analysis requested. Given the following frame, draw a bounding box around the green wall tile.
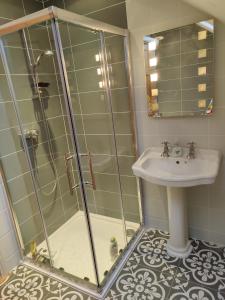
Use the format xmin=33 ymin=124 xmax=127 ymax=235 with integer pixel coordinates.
xmin=19 ymin=213 xmax=44 ymax=246
xmin=83 ymin=113 xmax=113 ymax=134
xmin=94 ymin=190 xmax=122 ymax=213
xmin=76 ymin=67 xmax=103 ymax=92
xmin=43 ymin=198 xmax=64 ymax=228
xmin=111 ymin=88 xmax=130 ymax=112
xmin=13 ymin=193 xmax=39 ymax=224
xmin=72 ymin=40 xmax=101 ymax=70
xmin=86 ymin=134 xmax=115 ymax=155
xmin=62 ymin=191 xmax=79 ymax=215
xmin=118 ymin=156 xmax=136 ymax=176
xmin=23 ymin=0 xmax=43 ymax=15
xmin=64 ymin=0 xmax=124 ymax=15
xmin=109 ymin=62 xmax=128 ymax=89
xmin=67 ymin=24 xmax=99 ymax=46
xmin=79 ymin=91 xmax=109 ymax=114
xmin=113 ymin=112 xmax=132 ymax=134
xmin=116 ymin=134 xmax=136 ymax=156
xmin=1 ymin=150 xmax=29 ymax=180
xmin=121 ymin=175 xmax=138 ymax=196
xmin=0 ymin=0 xmax=24 ymax=19
xmin=88 ymin=3 xmax=127 ymax=29
xmin=0 ymin=127 xmax=21 ymax=156
xmin=8 ymin=172 xmax=34 ymax=203
xmin=0 ymin=102 xmax=18 ymax=129
xmin=0 ymin=75 xmax=11 ymax=101
xmin=105 ymin=35 xmax=125 ymax=64
xmin=95 ymin=173 xmax=120 ymax=193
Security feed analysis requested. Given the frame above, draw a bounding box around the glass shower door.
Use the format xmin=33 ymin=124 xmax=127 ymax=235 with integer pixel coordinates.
xmin=0 ymin=24 xmax=98 ymax=285
xmin=56 ymin=22 xmax=127 ymax=282
xmin=103 ymin=33 xmax=142 ymax=237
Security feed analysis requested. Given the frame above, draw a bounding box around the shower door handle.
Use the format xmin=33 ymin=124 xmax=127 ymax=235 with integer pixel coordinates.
xmin=65 ymin=153 xmax=79 ymax=195
xmin=79 ymin=152 xmax=96 ymax=190
xmin=88 ymin=151 xmax=96 ymax=190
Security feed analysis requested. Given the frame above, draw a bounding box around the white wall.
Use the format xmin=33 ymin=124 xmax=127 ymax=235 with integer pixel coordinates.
xmin=126 ymin=0 xmax=225 ymax=244
xmin=0 ymin=175 xmax=20 ymax=275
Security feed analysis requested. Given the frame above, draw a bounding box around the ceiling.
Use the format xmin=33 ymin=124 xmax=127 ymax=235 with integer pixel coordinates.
xmin=182 ymin=0 xmax=225 ymax=22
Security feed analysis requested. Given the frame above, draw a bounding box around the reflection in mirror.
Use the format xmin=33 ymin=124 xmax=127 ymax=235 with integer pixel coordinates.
xmin=144 ymin=19 xmax=214 ymax=118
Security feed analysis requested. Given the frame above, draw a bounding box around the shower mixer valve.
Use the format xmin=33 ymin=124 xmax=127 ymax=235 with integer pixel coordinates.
xmin=19 ymin=129 xmax=39 ymax=146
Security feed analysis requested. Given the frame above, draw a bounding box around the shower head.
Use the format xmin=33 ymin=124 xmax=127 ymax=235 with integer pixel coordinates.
xmin=33 ymin=50 xmax=54 ymax=68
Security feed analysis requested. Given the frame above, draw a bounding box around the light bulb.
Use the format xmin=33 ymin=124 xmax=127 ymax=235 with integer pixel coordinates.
xmin=149 ymin=57 xmax=158 ymax=67
xmin=150 ymin=73 xmax=158 ymax=82
xmin=148 ymin=40 xmax=157 ymax=51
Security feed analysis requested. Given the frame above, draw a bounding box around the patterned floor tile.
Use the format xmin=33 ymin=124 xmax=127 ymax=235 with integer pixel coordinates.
xmin=0 ymin=265 xmax=96 ymax=300
xmin=106 ymin=266 xmax=171 ymax=299
xmin=1 ymin=229 xmax=225 ymax=300
xmin=168 ymin=264 xmax=220 ymax=299
xmin=179 ymin=246 xmax=225 ymax=290
xmin=168 ymin=283 xmax=220 ymax=300
xmin=133 ymin=230 xmax=181 ymax=272
xmin=105 ymin=230 xmax=225 ymax=300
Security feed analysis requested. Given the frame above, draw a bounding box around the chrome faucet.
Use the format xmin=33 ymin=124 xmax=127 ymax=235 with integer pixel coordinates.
xmin=187 ymin=142 xmax=195 ymax=159
xmin=161 ymin=141 xmax=170 ymax=157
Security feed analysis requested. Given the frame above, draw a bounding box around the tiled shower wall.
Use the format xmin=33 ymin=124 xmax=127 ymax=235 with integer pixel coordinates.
xmin=0 ymin=0 xmax=81 ymax=252
xmin=126 ymin=0 xmax=225 ymax=244
xmin=39 ymin=0 xmax=140 ymax=223
xmin=0 ymin=1 xmax=83 ymax=252
xmin=41 ymin=0 xmax=127 ymax=29
xmin=0 ymin=0 xmax=44 ymax=254
xmin=57 ymin=24 xmax=139 ymax=222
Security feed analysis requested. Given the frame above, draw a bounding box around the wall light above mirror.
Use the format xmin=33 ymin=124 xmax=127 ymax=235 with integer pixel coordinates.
xmin=144 ymin=19 xmax=214 ymax=118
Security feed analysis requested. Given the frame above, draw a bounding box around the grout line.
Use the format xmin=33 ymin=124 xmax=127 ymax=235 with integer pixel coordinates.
xmin=150 ymin=60 xmax=214 ymax=72
xmin=66 ymin=60 xmax=126 ymax=73
xmin=84 ymin=2 xmax=126 ymax=17
xmin=153 ymin=47 xmax=214 ymax=60
xmin=0 ymin=85 xmax=129 ymax=103
xmin=62 ymin=34 xmax=119 ymax=50
xmin=63 ymin=38 xmax=101 ymax=50
xmin=152 ymin=74 xmax=214 ymax=83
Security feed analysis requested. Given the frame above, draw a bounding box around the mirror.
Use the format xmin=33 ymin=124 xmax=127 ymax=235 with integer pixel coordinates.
xmin=144 ymin=19 xmax=214 ymax=118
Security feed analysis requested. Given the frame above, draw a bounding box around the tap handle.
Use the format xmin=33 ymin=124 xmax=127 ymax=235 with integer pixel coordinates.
xmin=162 ymin=141 xmax=169 ymax=146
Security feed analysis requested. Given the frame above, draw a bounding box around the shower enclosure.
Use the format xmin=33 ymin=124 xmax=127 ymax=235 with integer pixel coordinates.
xmin=0 ymin=6 xmax=143 ymax=294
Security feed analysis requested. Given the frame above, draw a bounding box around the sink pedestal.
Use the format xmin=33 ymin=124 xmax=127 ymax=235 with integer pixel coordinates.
xmin=166 ymin=187 xmax=193 ymax=258
xmin=132 ymin=147 xmax=221 ymax=257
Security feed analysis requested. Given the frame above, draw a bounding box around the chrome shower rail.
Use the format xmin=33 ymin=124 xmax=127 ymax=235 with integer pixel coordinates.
xmin=0 ymin=6 xmax=128 ymax=37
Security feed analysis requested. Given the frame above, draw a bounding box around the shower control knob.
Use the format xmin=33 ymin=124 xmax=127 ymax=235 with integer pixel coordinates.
xmin=21 ymin=129 xmax=39 ymax=145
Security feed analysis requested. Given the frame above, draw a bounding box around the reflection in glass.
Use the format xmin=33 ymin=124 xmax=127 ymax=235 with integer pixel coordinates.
xmin=144 ymin=19 xmax=214 ymax=118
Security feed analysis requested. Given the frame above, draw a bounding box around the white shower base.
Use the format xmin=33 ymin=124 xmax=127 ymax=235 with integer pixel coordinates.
xmin=38 ymin=211 xmax=139 ymax=283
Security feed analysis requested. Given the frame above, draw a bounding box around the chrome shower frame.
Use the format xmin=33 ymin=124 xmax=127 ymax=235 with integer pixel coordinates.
xmin=0 ymin=6 xmax=144 ymax=299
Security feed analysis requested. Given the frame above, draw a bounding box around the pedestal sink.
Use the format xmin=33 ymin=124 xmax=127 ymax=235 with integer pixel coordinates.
xmin=132 ymin=147 xmax=221 ymax=258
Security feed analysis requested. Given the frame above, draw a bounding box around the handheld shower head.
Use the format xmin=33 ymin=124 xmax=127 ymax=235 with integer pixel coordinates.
xmin=32 ymin=50 xmax=54 ymax=95
xmin=34 ymin=50 xmax=54 ymax=68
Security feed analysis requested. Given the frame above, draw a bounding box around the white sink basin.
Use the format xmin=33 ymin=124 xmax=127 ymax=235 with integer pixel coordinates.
xmin=132 ymin=147 xmax=221 ymax=187
xmin=133 ymin=146 xmax=222 ymax=258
